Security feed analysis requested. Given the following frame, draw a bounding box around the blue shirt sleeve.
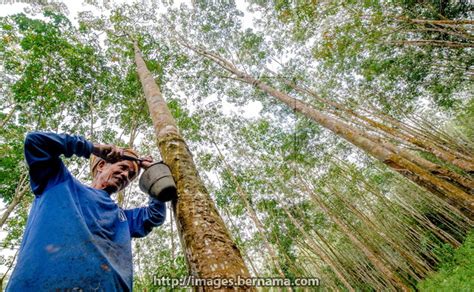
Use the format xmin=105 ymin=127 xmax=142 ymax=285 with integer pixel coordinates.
xmin=124 ymin=197 xmax=166 ymax=238
xmin=24 ymin=131 xmax=94 ymax=196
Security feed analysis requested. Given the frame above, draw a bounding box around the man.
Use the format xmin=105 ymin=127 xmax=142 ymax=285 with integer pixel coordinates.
xmin=6 ymin=131 xmax=166 ymax=291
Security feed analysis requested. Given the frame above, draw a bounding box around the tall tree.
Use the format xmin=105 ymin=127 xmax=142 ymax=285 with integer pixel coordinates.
xmin=133 ymin=40 xmax=252 ymax=286
xmin=178 ymin=41 xmax=473 ymax=219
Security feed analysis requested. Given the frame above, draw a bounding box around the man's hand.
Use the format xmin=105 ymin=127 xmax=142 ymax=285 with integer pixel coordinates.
xmin=92 ymin=144 xmax=124 ymax=163
xmin=139 ymin=155 xmax=154 ymax=170
xmin=93 ymin=143 xmax=154 ymax=169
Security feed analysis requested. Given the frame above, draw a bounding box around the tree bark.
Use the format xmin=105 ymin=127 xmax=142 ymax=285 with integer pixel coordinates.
xmin=169 ymin=203 xmax=176 ymax=270
xmin=133 ymin=41 xmax=252 ymax=290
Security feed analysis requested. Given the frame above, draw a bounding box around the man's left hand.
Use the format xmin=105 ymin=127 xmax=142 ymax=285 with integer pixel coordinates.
xmin=93 ymin=144 xmax=124 ymax=163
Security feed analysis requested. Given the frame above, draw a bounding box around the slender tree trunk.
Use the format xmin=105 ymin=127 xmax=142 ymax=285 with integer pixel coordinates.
xmin=0 ymin=174 xmax=29 ymax=228
xmin=283 ymin=78 xmax=474 ymax=175
xmin=0 ymin=249 xmax=19 ymax=291
xmin=390 ymin=40 xmax=473 ymax=48
xmin=359 ymin=130 xmax=474 ymax=193
xmin=0 ymin=106 xmax=16 ymax=130
xmin=211 ymin=139 xmax=286 ymax=278
xmin=221 ymin=208 xmax=260 ymax=277
xmin=247 ymin=74 xmax=473 ymax=217
xmin=282 ymin=206 xmax=356 ymax=292
xmin=133 ymin=41 xmax=252 ymax=290
xmin=322 ymin=182 xmax=431 ymax=280
xmin=405 ymin=19 xmax=474 ymax=25
xmin=183 ymin=44 xmax=473 ymax=219
xmin=169 ymin=203 xmax=176 ymax=270
xmin=332 ymin=162 xmax=463 ymax=249
xmin=299 ymin=184 xmax=410 ymax=291
xmin=295 ymin=238 xmax=340 ymax=290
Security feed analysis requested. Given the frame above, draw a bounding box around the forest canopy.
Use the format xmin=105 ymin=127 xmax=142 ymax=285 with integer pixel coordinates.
xmin=0 ymin=0 xmax=473 ymax=290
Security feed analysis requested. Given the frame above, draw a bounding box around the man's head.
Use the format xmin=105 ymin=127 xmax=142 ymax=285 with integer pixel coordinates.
xmin=90 ymin=149 xmax=140 ymax=194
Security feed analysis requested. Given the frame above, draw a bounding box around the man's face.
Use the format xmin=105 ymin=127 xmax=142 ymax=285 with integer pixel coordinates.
xmin=95 ymin=160 xmax=137 ymax=193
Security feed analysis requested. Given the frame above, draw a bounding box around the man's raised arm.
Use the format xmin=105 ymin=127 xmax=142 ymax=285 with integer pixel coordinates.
xmin=24 ymin=131 xmax=94 ymax=196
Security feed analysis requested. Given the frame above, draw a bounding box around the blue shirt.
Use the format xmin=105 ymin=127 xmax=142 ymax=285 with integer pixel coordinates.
xmin=6 ymin=132 xmax=166 ymax=292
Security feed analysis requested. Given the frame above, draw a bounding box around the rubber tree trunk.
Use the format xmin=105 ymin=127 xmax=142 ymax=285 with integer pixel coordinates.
xmin=286 ymin=80 xmax=474 ymax=175
xmin=252 ymin=76 xmax=474 ymax=218
xmin=183 ymin=44 xmax=473 ymax=219
xmin=133 ymin=41 xmax=252 ymax=287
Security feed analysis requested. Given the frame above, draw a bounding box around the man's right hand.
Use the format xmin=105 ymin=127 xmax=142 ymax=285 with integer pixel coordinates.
xmin=92 ymin=144 xmax=124 ymax=163
xmin=139 ymin=155 xmax=154 ymax=170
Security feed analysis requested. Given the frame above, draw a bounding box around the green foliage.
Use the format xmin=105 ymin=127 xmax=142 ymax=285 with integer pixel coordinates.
xmin=1 ymin=12 xmax=112 ymax=131
xmin=255 ymin=0 xmax=473 ymax=113
xmin=396 ymin=0 xmax=473 ymax=19
xmin=452 ymin=97 xmax=474 ymax=141
xmin=167 ymin=98 xmax=202 ymax=142
xmin=238 ymin=29 xmax=267 ymax=63
xmin=417 ymin=231 xmax=474 ymax=291
xmin=1 ymin=2 xmax=472 ymax=290
xmin=131 ymin=221 xmax=188 ymax=291
xmin=0 ymin=125 xmax=27 ymax=202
